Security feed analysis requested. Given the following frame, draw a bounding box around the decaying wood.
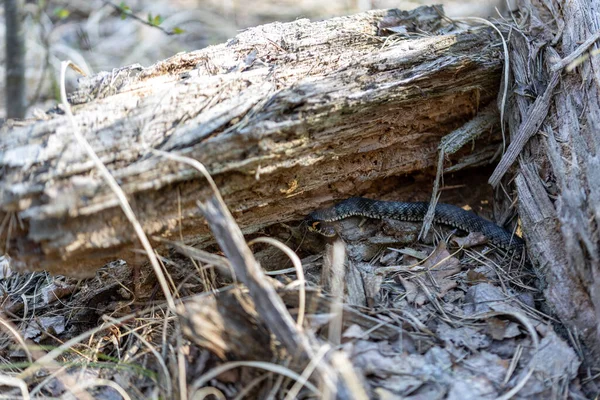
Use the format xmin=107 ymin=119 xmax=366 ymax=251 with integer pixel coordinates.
xmin=0 ymin=7 xmax=506 ymax=276
xmin=178 ymin=288 xmax=274 ymax=360
xmin=504 ymin=0 xmax=600 ymax=362
xmin=198 ymin=194 xmax=310 ymax=362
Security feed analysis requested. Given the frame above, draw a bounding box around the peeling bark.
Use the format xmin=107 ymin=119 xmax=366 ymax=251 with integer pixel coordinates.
xmin=502 ymin=0 xmax=600 ymax=363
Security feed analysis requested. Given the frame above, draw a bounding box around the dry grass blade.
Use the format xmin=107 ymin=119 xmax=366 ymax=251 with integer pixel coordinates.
xmin=28 ymin=364 xmax=70 ymax=398
xmin=176 ymin=327 xmax=188 ymax=400
xmin=418 ymin=13 xmax=511 ymax=239
xmin=455 ymin=309 xmax=539 ymax=399
xmin=330 ymin=352 xmax=369 ymax=400
xmin=504 ymin=344 xmax=524 ymax=385
xmin=495 ymin=369 xmax=534 ymax=400
xmin=453 ymin=16 xmax=511 ymax=150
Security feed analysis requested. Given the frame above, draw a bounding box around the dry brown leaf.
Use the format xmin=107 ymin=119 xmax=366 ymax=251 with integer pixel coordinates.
xmin=486 ymin=317 xmax=509 ymax=340
xmin=421 ymin=242 xmax=462 ymax=280
xmin=396 ymin=242 xmax=463 ymax=305
xmin=396 ymin=275 xmax=419 ymax=304
xmin=342 ymin=324 xmax=369 ymax=341
xmin=467 ymin=269 xmax=489 ymax=284
xmin=451 ymin=231 xmax=488 ymax=248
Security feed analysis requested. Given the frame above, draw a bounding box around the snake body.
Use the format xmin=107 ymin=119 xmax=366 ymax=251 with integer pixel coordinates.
xmin=308 ymin=197 xmax=524 ymax=252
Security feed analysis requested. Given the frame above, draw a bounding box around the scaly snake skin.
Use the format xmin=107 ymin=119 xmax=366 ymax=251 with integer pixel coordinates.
xmin=308 ymin=197 xmax=524 ymax=252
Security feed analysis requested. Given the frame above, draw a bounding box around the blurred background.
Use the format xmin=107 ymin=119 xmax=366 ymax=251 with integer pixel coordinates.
xmin=0 ymin=0 xmax=513 ymax=118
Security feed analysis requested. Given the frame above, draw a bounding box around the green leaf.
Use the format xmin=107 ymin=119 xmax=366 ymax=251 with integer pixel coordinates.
xmin=53 ymin=7 xmax=70 ymax=19
xmin=172 ymin=27 xmax=185 ymax=35
xmin=118 ymin=2 xmax=130 ymax=19
xmin=152 ymin=14 xmax=163 ymax=26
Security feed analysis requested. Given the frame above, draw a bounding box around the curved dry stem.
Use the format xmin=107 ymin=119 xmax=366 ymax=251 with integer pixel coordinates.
xmin=0 ymin=375 xmax=30 ymax=400
xmin=192 ymin=386 xmax=227 ymax=400
xmin=495 ymin=368 xmax=534 ymax=400
xmin=74 ymin=379 xmax=131 ymax=400
xmin=248 ymin=236 xmax=306 ymax=328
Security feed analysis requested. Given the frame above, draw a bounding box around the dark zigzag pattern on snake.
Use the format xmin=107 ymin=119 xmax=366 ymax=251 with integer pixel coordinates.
xmin=308 ymin=197 xmax=524 ymax=252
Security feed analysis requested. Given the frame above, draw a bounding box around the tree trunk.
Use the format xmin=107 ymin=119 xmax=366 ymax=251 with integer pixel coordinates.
xmin=492 ymin=0 xmax=600 ymax=363
xmin=0 ymin=7 xmax=504 ymax=277
xmin=4 ymin=0 xmax=26 ymax=119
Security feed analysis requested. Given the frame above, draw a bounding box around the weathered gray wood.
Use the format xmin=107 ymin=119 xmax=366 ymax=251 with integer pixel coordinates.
xmin=0 ymin=7 xmax=505 ymax=276
xmin=506 ymin=0 xmax=600 ymax=361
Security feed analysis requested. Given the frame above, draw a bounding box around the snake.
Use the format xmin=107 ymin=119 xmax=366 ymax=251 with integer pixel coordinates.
xmin=307 ymin=197 xmax=524 ymax=252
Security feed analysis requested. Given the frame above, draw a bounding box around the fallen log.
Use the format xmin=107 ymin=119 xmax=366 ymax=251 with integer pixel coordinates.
xmin=0 ymin=7 xmax=505 ymax=276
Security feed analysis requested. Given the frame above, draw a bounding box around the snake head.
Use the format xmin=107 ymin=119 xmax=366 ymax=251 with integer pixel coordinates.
xmin=306 ymin=220 xmax=338 ymax=237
